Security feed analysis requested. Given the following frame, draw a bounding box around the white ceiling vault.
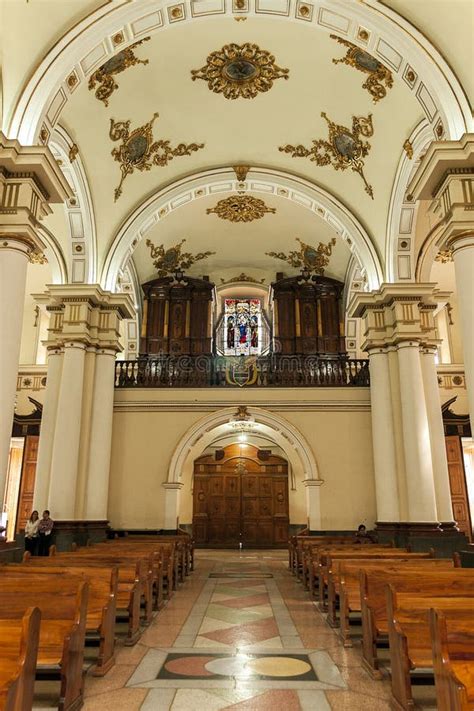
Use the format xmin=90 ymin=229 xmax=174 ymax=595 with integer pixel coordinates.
xmin=1 ymin=0 xmax=472 ymax=296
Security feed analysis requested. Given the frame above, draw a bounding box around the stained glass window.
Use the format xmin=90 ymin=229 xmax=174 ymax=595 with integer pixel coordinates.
xmin=224 ymin=299 xmax=262 ymax=356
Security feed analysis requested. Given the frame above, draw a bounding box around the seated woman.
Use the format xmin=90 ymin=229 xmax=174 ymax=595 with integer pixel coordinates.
xmin=24 ymin=510 xmax=40 ymax=555
xmin=354 ymin=523 xmax=375 ymax=544
xmin=38 ymin=510 xmax=54 ymax=556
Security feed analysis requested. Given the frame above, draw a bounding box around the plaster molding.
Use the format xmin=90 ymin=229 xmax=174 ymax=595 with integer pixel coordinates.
xmin=166 ymin=406 xmax=321 ymax=485
xmin=5 ymin=0 xmax=471 ymax=147
xmin=102 ymin=166 xmax=383 ymax=292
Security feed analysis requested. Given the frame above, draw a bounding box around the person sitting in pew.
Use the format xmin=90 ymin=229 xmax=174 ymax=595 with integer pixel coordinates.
xmin=354 ymin=524 xmax=376 ymax=544
xmin=24 ymin=510 xmax=40 ymax=556
xmin=38 ymin=510 xmax=54 ymax=556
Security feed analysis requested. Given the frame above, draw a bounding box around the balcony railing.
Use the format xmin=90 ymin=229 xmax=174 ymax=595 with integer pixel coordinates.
xmin=115 ymin=355 xmax=370 ymax=388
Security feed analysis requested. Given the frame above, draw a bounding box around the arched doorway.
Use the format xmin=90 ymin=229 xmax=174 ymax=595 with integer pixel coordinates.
xmin=192 ymin=443 xmax=289 ymax=547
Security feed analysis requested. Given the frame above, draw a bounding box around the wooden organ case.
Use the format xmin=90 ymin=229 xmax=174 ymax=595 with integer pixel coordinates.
xmin=140 ymin=275 xmax=214 ymax=356
xmin=192 ymin=444 xmax=289 ymax=547
xmin=271 ymin=274 xmax=346 ymax=356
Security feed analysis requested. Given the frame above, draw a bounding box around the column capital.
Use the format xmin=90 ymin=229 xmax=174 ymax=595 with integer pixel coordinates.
xmin=303 ymin=478 xmax=324 ymax=487
xmin=162 ymin=482 xmax=184 ymax=490
xmin=0 ymin=235 xmax=47 ymax=262
xmin=34 ymin=284 xmax=135 ymax=353
xmin=349 ymin=283 xmax=447 ymax=351
xmin=0 ymin=132 xmax=73 ymax=255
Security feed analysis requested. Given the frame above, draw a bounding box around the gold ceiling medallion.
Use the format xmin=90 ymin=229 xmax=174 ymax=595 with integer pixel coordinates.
xmin=206 ymin=195 xmax=276 ymax=223
xmin=266 ymin=236 xmax=337 ymax=277
xmin=220 ymin=273 xmax=266 ymax=284
xmin=88 ymin=37 xmax=151 ymax=106
xmin=435 ymin=248 xmax=454 ymax=264
xmin=403 ymin=139 xmax=414 ymax=159
xmin=146 ymin=238 xmax=215 ymax=278
xmin=279 ymin=111 xmax=375 ymax=199
xmin=191 ymin=43 xmax=289 ymax=99
xmin=110 ymin=113 xmax=205 ymax=201
xmin=330 ymin=35 xmax=393 ymax=103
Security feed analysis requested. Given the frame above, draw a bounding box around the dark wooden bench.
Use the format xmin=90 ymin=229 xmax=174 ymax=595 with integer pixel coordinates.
xmin=430 ymin=608 xmax=474 ymax=711
xmin=0 ymin=607 xmax=41 ymax=711
xmin=0 ymin=576 xmax=88 ymax=711
xmin=360 ymin=568 xmax=474 ymax=679
xmin=387 ymin=588 xmax=474 ymax=710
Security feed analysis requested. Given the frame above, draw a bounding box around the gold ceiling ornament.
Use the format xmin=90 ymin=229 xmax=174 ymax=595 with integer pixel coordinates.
xmin=146 ymin=238 xmax=215 ymax=278
xmin=403 ymin=139 xmax=414 ymax=160
xmin=266 ymin=236 xmax=337 ymax=277
xmin=330 ymin=35 xmax=393 ymax=103
xmin=233 ymin=165 xmax=251 ymax=181
xmin=30 ymin=251 xmax=48 ymax=265
xmin=88 ymin=37 xmax=151 ymax=106
xmin=68 ymin=143 xmax=79 ymax=162
xmin=191 ymin=43 xmax=289 ymax=99
xmin=435 ymin=248 xmax=454 ymax=263
xmin=279 ymin=111 xmax=375 ymax=199
xmin=109 ymin=112 xmax=205 ymax=201
xmin=206 ymin=195 xmax=276 ymax=223
xmin=220 ymin=273 xmax=266 ymax=284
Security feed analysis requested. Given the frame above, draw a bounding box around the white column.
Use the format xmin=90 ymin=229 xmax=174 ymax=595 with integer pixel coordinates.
xmin=0 ymin=239 xmax=31 ymax=505
xmin=34 ymin=347 xmax=63 ymax=511
xmin=367 ymin=348 xmax=400 ymax=521
xmin=162 ymin=482 xmax=183 ymax=531
xmin=47 ymin=342 xmax=86 ymax=518
xmin=303 ymin=479 xmax=323 ymax=530
xmin=450 ymin=234 xmax=474 ymax=435
xmin=397 ymin=341 xmax=438 ymax=521
xmin=421 ymin=346 xmax=454 ymax=522
xmin=84 ymin=348 xmax=117 ymax=520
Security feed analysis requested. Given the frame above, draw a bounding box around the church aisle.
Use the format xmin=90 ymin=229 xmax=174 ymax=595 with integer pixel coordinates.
xmin=75 ymin=550 xmax=433 ymax=711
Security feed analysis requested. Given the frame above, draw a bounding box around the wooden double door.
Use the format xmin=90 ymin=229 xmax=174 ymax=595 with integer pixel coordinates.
xmin=192 ymin=444 xmax=289 ymax=546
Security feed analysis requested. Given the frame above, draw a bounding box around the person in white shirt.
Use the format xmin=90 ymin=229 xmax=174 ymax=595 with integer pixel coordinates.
xmin=24 ymin=510 xmax=40 ymax=555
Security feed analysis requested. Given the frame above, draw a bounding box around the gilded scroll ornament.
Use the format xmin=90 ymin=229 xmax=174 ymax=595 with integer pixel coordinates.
xmin=435 ymin=248 xmax=453 ymax=263
xmin=146 ymin=238 xmax=215 ymax=278
xmin=206 ymin=195 xmax=276 ymax=222
xmin=403 ymin=139 xmax=414 ymax=159
xmin=191 ymin=43 xmax=289 ymax=99
xmin=266 ymin=237 xmax=336 ymax=277
xmin=109 ymin=113 xmax=205 ymax=201
xmin=68 ymin=143 xmax=79 ymax=162
xmin=220 ymin=273 xmax=266 ymax=284
xmin=330 ymin=35 xmax=393 ymax=103
xmin=88 ymin=37 xmax=151 ymax=106
xmin=279 ymin=111 xmax=374 ymax=198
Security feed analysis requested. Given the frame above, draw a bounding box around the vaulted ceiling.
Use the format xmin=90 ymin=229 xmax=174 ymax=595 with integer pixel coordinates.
xmin=1 ymin=0 xmax=472 ymax=292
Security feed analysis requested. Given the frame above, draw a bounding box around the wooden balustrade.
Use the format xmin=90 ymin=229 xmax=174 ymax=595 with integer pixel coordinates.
xmin=115 ymin=355 xmax=370 ymax=388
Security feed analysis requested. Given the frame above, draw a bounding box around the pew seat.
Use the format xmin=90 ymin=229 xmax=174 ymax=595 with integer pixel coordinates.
xmin=0 ymin=608 xmax=41 ymax=711
xmin=430 ymin=609 xmax=474 ymax=711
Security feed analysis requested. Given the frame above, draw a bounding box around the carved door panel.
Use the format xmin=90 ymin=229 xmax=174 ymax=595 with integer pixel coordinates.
xmin=445 ymin=436 xmax=472 ymax=539
xmin=272 ymin=477 xmax=289 ymax=543
xmin=16 ymin=436 xmax=38 ymax=533
xmin=192 ymin=476 xmax=209 ymax=543
xmin=225 ymin=474 xmax=241 ymax=543
xmin=242 ymin=474 xmax=258 ymax=545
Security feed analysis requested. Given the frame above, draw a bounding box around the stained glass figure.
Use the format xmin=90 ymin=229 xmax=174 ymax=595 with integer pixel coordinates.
xmin=224 ymin=299 xmax=261 ymax=355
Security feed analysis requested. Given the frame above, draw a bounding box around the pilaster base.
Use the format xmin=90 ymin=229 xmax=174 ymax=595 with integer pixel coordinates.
xmin=376 ymin=521 xmax=468 ymax=557
xmin=52 ymin=520 xmax=109 ymax=551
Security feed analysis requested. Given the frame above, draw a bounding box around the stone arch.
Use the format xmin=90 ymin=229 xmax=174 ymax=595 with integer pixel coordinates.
xmin=6 ymin=0 xmax=472 ymax=146
xmin=102 ymin=166 xmax=384 ymax=292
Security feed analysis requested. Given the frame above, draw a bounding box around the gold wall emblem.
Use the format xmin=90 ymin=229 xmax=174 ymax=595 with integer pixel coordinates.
xmin=206 ymin=195 xmax=276 ymax=222
xmin=403 ymin=139 xmax=414 ymax=159
xmin=191 ymin=43 xmax=289 ymax=99
xmin=146 ymin=238 xmax=215 ymax=278
xmin=266 ymin=236 xmax=336 ymax=277
xmin=330 ymin=35 xmax=393 ymax=103
xmin=88 ymin=37 xmax=151 ymax=106
xmin=110 ymin=112 xmax=205 ymax=200
xmin=435 ymin=248 xmax=453 ymax=264
xmin=279 ymin=111 xmax=374 ymax=198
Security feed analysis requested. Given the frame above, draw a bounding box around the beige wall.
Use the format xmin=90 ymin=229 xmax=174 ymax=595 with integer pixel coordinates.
xmin=109 ymin=387 xmax=376 ymax=531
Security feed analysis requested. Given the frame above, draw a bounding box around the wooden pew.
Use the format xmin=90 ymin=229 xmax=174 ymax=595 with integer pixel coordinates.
xmin=387 ymin=588 xmax=474 ymax=710
xmin=318 ymin=547 xmax=426 ymax=609
xmin=360 ymin=568 xmax=474 ymax=678
xmin=0 ymin=607 xmax=41 ymax=711
xmin=0 ymin=576 xmax=88 ymax=711
xmin=25 ymin=552 xmax=145 ymax=645
xmin=2 ymin=564 xmax=118 ymax=676
xmin=327 ymin=557 xmax=455 ymax=630
xmin=430 ymin=609 xmax=474 ymax=711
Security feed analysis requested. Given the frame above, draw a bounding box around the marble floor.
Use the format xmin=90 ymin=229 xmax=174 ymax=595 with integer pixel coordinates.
xmin=33 ymin=549 xmax=438 ymax=710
